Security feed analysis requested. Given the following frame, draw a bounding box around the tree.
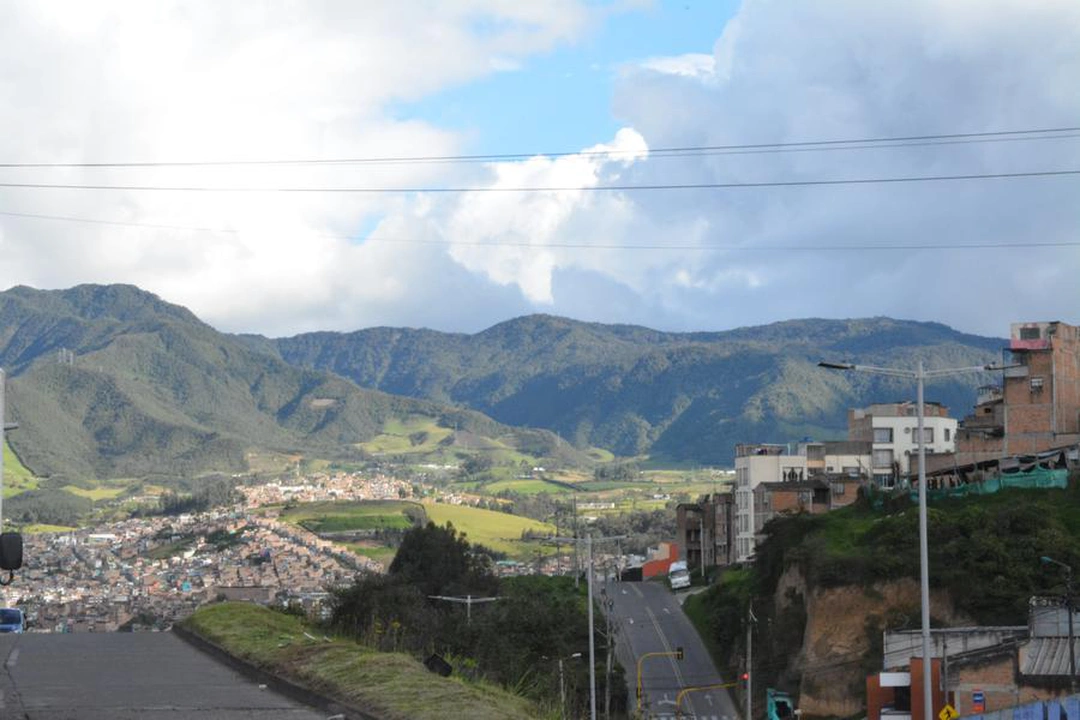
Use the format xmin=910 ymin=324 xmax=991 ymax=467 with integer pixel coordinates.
xmin=388 ymin=521 xmax=498 ymax=597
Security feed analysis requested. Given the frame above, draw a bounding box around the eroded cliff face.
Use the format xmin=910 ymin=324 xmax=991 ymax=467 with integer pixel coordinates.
xmin=773 ymin=567 xmax=971 ymax=718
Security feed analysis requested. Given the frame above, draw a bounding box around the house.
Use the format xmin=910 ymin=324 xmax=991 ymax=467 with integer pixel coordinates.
xmin=866 ymin=598 xmax=1080 ymax=720
xmin=950 ymin=321 xmax=1080 ymax=468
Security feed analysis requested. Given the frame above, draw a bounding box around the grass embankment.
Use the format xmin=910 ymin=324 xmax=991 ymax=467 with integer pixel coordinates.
xmin=686 ymin=480 xmax=1080 ymax=699
xmin=182 ymin=603 xmax=540 ymax=720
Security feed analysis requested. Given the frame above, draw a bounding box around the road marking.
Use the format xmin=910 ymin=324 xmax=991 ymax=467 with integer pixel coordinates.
xmin=663 ymin=607 xmax=670 ymax=614
xmin=4 ymin=649 xmax=18 ymax=668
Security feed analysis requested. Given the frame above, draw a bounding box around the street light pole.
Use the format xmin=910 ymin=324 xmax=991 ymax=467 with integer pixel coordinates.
xmin=818 ymin=359 xmax=1010 ymax=720
xmin=1041 ymin=555 xmax=1076 ymax=691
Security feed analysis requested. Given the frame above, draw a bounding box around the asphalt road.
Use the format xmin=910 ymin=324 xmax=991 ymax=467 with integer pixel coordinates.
xmin=604 ymin=579 xmax=740 ymax=720
xmin=0 ymin=631 xmax=331 ymax=719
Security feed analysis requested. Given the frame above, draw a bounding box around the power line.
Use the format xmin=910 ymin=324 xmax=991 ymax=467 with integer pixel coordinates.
xmin=0 ymin=126 xmax=1077 ymax=168
xmin=0 ymin=168 xmax=1077 ymax=193
xmin=2 ymin=209 xmax=1077 ymax=251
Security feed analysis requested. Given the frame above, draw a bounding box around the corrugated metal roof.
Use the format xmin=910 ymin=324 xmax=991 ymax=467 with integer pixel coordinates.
xmin=1021 ymin=637 xmax=1080 ymax=676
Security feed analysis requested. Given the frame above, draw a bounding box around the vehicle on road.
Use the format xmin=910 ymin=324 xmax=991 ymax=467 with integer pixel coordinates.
xmin=0 ymin=607 xmax=25 ymax=633
xmin=668 ymin=560 xmax=691 ymax=590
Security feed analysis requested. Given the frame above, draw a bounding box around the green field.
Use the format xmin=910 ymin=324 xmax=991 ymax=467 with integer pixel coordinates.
xmin=3 ymin=440 xmax=39 ymax=497
xmin=278 ymin=500 xmax=421 ymax=534
xmin=483 ymin=478 xmax=569 ymax=495
xmin=422 ymin=501 xmax=555 ymax=557
xmin=358 ymin=417 xmax=455 ymax=456
xmin=63 ymin=485 xmax=126 ymax=501
xmin=183 ymin=603 xmax=539 ymax=719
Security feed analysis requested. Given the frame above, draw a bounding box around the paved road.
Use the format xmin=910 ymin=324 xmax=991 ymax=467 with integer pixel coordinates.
xmin=0 ymin=631 xmax=330 ymax=719
xmin=605 ymin=580 xmax=740 ymax=720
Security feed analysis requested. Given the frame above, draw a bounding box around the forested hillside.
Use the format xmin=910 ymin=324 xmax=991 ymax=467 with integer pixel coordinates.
xmin=259 ymin=314 xmax=1005 ymax=464
xmin=0 ymin=285 xmax=582 ymax=481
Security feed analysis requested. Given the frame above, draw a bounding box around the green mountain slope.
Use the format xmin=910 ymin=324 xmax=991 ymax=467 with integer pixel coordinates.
xmin=0 ymin=285 xmax=583 ymax=480
xmin=256 ymin=315 xmax=1006 ymax=465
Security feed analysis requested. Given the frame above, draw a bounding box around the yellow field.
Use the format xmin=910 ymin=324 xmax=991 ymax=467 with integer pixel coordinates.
xmin=422 ymin=501 xmax=555 ymax=557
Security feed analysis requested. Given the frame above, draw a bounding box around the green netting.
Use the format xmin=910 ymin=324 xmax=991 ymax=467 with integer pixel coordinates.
xmin=910 ymin=467 xmax=1068 ymax=502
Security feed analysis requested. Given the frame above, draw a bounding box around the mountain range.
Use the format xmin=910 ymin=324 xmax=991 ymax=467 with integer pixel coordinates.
xmin=0 ymin=284 xmax=1007 ymax=480
xmin=0 ymin=285 xmax=578 ymax=481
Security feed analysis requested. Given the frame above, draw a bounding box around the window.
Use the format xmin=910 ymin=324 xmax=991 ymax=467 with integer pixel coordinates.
xmin=1030 ymin=376 xmax=1044 ymax=392
xmin=911 ymin=427 xmax=933 ymax=443
xmin=842 ymin=466 xmax=860 ymax=477
xmin=872 ymin=449 xmax=894 ymax=468
xmin=873 ymin=427 xmax=893 ymax=443
xmin=832 ymin=482 xmax=846 ymax=495
xmin=944 ymin=428 xmax=951 ymax=442
xmin=1020 ymin=326 xmax=1042 ymax=340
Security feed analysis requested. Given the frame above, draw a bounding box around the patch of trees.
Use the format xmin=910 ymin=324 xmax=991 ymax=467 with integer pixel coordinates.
xmin=7 ymin=488 xmax=92 ymax=526
xmin=155 ymin=476 xmax=240 ymax=516
xmin=592 ymin=462 xmax=640 ymax=482
xmin=327 ymin=521 xmax=625 ymax=716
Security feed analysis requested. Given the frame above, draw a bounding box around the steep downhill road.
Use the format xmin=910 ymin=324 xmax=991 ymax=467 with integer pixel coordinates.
xmin=606 ymin=579 xmax=740 ymax=720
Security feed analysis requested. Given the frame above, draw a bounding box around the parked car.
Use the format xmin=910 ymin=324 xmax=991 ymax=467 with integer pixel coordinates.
xmin=0 ymin=608 xmax=25 ymax=633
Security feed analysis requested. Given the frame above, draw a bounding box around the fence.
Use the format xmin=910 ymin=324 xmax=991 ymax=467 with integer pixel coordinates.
xmin=966 ymin=695 xmax=1080 ymax=720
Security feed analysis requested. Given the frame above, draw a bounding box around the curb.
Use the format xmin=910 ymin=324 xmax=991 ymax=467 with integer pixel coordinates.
xmin=171 ymin=621 xmax=380 ymax=720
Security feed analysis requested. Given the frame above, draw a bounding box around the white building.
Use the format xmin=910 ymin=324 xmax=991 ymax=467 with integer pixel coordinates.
xmin=848 ymin=402 xmax=958 ymax=487
xmin=732 ymin=441 xmax=871 ymax=563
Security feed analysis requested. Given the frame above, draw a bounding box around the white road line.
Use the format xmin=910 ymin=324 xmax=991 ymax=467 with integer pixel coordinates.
xmin=4 ymin=648 xmax=18 ymax=668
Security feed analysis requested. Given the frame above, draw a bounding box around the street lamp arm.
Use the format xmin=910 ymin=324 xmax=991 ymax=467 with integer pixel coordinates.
xmin=922 ymin=364 xmax=1016 ymax=378
xmin=817 ymin=361 xmax=915 ymax=379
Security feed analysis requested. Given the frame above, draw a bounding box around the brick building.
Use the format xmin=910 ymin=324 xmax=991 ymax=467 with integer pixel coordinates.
xmin=954 ymin=321 xmax=1080 ymax=465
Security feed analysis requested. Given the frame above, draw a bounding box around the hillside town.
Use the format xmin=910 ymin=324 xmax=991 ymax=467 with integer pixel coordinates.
xmin=0 ymin=472 xmax=417 ymax=632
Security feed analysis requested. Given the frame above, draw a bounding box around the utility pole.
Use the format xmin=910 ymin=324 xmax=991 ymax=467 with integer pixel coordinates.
xmin=0 ymin=367 xmax=5 ymax=529
xmin=819 ymin=359 xmax=1013 ymax=720
xmin=547 ymin=533 xmax=627 ymax=720
xmin=746 ymin=605 xmax=755 ymax=720
xmin=699 ymin=514 xmax=706 ymax=578
xmin=587 ymin=534 xmax=596 ymax=720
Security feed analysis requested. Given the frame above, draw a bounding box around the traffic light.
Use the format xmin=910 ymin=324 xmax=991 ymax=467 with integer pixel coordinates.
xmin=741 ymin=672 xmax=749 ymax=682
xmin=676 ymin=647 xmax=684 ymax=661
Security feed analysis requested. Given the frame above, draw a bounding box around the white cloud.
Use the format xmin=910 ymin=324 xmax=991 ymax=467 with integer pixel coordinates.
xmin=416 ymin=0 xmax=1080 ymax=336
xmin=638 ymin=53 xmax=716 ymax=81
xmin=0 ymin=0 xmax=593 ymax=334
xmin=1 ymin=0 xmax=1078 ymax=338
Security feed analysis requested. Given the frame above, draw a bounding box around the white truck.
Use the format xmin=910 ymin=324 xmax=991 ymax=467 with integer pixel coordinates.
xmin=668 ymin=560 xmax=691 ymax=590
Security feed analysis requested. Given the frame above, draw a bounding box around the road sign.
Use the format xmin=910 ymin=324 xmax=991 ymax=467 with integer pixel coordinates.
xmin=939 ymin=703 xmax=959 ymax=720
xmin=972 ymin=690 xmax=985 ymax=713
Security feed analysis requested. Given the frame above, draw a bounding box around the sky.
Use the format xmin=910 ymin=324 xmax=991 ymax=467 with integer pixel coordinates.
xmin=0 ymin=0 xmax=1077 ymax=339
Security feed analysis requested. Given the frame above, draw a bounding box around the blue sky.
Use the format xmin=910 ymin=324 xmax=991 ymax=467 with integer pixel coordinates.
xmin=398 ymin=1 xmax=740 ymax=156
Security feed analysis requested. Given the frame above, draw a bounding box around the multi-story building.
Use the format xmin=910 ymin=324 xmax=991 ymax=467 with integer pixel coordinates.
xmin=732 ymin=441 xmax=870 ymax=563
xmin=953 ymin=321 xmax=1080 ymax=466
xmin=676 ymin=492 xmax=734 ymax=573
xmin=848 ymin=402 xmax=958 ymax=487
